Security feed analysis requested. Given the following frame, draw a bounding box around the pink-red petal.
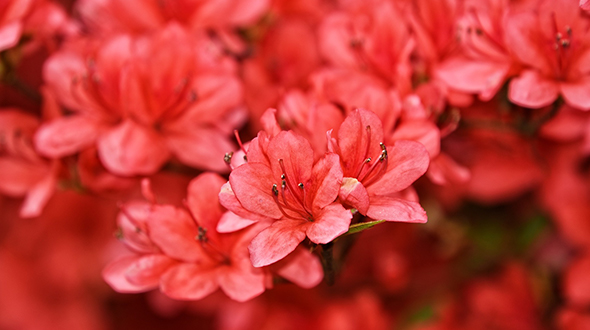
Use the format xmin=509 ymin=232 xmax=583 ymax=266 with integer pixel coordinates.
xmin=560 ymin=78 xmax=590 ymax=110
xmin=248 ymin=219 xmax=307 ymax=267
xmin=508 ymin=70 xmax=559 ymax=108
xmin=97 ymin=119 xmax=170 ymax=176
xmin=308 ymin=153 xmax=343 ymax=211
xmin=366 ymin=196 xmax=428 ymax=223
xmin=275 ymin=247 xmax=323 ymax=289
xmin=366 ymin=141 xmax=430 ymax=196
xmin=103 ymin=254 xmax=174 ymax=293
xmin=339 ymin=177 xmax=370 ymax=215
xmin=146 ymin=205 xmax=205 ymax=263
xmin=306 ymin=203 xmax=352 ymax=244
xmin=35 ymin=116 xmax=102 ymax=158
xmin=160 ymin=263 xmax=219 ymax=300
xmin=229 ymin=163 xmax=282 ymax=220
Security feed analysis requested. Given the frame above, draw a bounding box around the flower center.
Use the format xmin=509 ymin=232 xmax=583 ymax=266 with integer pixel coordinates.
xmin=270 ymin=159 xmax=313 ymax=221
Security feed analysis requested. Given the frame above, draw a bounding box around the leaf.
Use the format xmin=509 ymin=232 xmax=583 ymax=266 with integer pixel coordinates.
xmin=342 ymin=219 xmax=386 ymax=236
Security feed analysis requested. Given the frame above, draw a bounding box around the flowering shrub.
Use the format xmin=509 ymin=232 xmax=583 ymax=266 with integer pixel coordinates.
xmin=1 ymin=0 xmax=590 ymax=329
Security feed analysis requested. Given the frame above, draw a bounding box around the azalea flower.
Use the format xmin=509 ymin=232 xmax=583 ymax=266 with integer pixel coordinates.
xmin=506 ymin=0 xmax=590 ymax=109
xmin=103 ymin=174 xmax=267 ymax=301
xmin=328 ymin=108 xmax=430 ymax=223
xmin=317 ymin=1 xmax=414 ymax=93
xmin=35 ymin=23 xmax=243 ymax=176
xmin=0 ymin=109 xmax=58 ymax=218
xmin=222 ymin=128 xmax=351 ymax=267
xmin=104 ymin=173 xmax=322 ymax=301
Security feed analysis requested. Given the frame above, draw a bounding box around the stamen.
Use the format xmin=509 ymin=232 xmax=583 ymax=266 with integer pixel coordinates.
xmin=224 ymin=151 xmax=233 ymax=164
xmin=271 ymin=184 xmax=300 ymax=220
xmin=234 ymin=130 xmax=246 ymax=155
xmin=196 ymin=226 xmax=208 ymax=242
xmin=379 ymin=142 xmax=388 ymax=161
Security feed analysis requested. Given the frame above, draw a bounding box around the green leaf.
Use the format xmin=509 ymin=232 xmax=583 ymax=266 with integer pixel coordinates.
xmin=343 ymin=219 xmax=386 ymax=236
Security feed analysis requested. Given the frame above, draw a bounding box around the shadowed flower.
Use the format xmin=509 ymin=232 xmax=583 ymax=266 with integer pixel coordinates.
xmin=0 ymin=109 xmax=58 ymax=218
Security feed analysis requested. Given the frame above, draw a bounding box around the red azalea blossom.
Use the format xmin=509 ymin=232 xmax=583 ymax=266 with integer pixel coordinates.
xmin=329 ymin=108 xmax=430 ymax=223
xmin=104 ymin=174 xmax=266 ymax=301
xmin=35 ymin=23 xmax=242 ymax=176
xmin=222 ymin=125 xmax=351 ymax=267
xmin=506 ymin=0 xmax=590 ymax=109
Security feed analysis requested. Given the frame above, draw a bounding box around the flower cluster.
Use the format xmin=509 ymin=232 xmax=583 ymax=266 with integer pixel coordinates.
xmin=2 ymin=0 xmax=590 ymax=329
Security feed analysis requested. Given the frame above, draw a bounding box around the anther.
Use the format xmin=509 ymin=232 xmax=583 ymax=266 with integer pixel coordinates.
xmin=298 ymin=183 xmax=304 ymax=189
xmin=561 ymin=39 xmax=570 ymax=48
xmin=196 ymin=226 xmax=208 ymax=242
xmin=224 ymin=151 xmax=233 ymax=164
xmin=379 ymin=142 xmax=388 ymax=161
xmin=566 ymin=26 xmax=572 ymax=36
xmin=365 ymin=158 xmax=372 ymax=163
xmin=188 ymin=90 xmax=197 ymax=102
xmin=272 ymin=184 xmax=279 ymax=196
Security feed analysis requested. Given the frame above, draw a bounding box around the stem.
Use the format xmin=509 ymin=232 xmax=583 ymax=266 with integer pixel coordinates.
xmin=321 ymin=242 xmax=335 ymax=285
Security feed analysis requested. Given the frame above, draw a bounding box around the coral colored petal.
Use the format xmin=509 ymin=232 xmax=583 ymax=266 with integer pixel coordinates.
xmin=125 ymin=255 xmax=177 ymax=288
xmin=218 ymin=262 xmax=265 ymax=302
xmin=97 ymin=120 xmax=170 ymax=176
xmin=187 ymin=173 xmax=226 ymax=231
xmin=217 ymin=211 xmax=258 ymax=233
xmin=540 ymin=105 xmax=588 ymax=141
xmin=266 ymin=131 xmax=314 ymax=184
xmin=366 ymin=196 xmax=428 ymax=223
xmin=0 ymin=21 xmax=22 ymax=51
xmin=275 ymin=247 xmax=323 ymax=289
xmin=339 ymin=177 xmax=370 ymax=214
xmin=248 ymin=220 xmax=307 ymax=267
xmin=337 ymin=109 xmax=384 ymax=177
xmin=309 ymin=153 xmax=343 ymax=211
xmin=436 ymin=57 xmax=510 ymax=101
xmin=307 ymin=203 xmax=352 ymax=244
xmin=118 ymin=201 xmax=159 ymax=254
xmin=102 ymin=254 xmax=173 ymax=293
xmin=508 ymin=71 xmax=559 ymax=108
xmin=0 ymin=158 xmax=46 ymax=196
xmin=19 ymin=171 xmax=57 ymax=218
xmin=561 ymin=79 xmax=590 ymax=110
xmin=147 ymin=205 xmax=205 ymax=263
xmin=318 ymin=14 xmax=360 ymax=68
xmin=160 ymin=264 xmax=219 ymax=300
xmin=165 ymin=126 xmax=234 ymax=172
xmin=504 ymin=12 xmax=550 ymax=72
xmin=366 ymin=141 xmax=429 ymax=196
xmin=229 ymin=163 xmax=282 ymax=219
xmin=182 ymin=74 xmax=243 ymax=124
xmin=260 ymin=108 xmax=281 ymax=137
xmin=35 ymin=116 xmax=102 ymax=158
xmin=390 ymin=120 xmax=441 ymax=157
xmin=218 ymin=182 xmax=270 ymax=222
xmin=427 ymin=153 xmax=471 ymax=186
